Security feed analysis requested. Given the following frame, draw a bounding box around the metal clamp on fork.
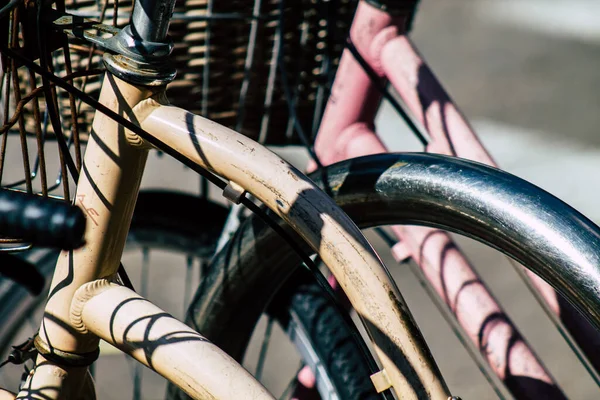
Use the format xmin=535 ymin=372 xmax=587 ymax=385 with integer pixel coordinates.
xmin=33 ymin=335 xmax=100 ymax=368
xmin=47 ymin=0 xmax=177 ymax=86
xmin=103 ymin=0 xmax=177 ymax=86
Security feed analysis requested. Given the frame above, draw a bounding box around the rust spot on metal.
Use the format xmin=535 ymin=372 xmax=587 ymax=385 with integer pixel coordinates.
xmin=231 ymin=165 xmax=288 ymax=204
xmin=204 ymin=130 xmax=218 ymax=141
xmin=287 ymin=170 xmax=299 ymax=181
xmin=331 ymin=181 xmax=343 ymax=193
xmin=391 ymin=161 xmax=408 ymax=170
xmin=175 ymin=368 xmax=218 ymax=400
xmin=236 ymin=140 xmax=256 ymax=153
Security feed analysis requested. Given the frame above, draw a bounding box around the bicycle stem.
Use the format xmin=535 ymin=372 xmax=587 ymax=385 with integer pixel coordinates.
xmin=131 ymin=0 xmax=176 ymax=43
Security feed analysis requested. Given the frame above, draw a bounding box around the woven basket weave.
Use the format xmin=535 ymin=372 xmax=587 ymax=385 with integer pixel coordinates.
xmin=61 ymin=0 xmax=357 ymax=145
xmin=0 ymin=0 xmax=355 ymax=246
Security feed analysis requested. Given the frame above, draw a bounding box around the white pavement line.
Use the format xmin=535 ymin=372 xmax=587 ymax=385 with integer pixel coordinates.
xmin=478 ymin=0 xmax=600 ymax=45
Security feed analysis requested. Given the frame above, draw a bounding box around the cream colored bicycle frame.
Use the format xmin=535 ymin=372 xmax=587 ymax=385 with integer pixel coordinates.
xmin=9 ymin=72 xmax=452 ymax=399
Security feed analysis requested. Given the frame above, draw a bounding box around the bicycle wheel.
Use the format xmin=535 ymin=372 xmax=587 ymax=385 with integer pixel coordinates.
xmin=175 ymin=152 xmax=600 ymax=399
xmin=0 ymin=190 xmax=378 ymax=399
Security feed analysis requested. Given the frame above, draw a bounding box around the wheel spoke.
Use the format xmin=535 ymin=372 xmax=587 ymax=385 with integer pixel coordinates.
xmin=184 ymin=255 xmax=194 ymax=314
xmin=26 ymin=316 xmax=37 ymax=332
xmin=141 ymin=247 xmax=149 ymax=297
xmin=133 ymin=247 xmax=150 ymax=399
xmin=133 ymin=363 xmax=142 ymax=400
xmin=255 ymin=316 xmax=274 ymax=381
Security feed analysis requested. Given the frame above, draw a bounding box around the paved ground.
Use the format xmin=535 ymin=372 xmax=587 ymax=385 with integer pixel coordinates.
xmin=2 ymin=0 xmax=600 ymax=398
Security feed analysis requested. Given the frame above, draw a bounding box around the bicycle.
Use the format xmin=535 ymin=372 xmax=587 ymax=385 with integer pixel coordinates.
xmin=179 ymin=1 xmax=600 ymax=398
xmin=0 ymin=0 xmax=457 ymax=398
xmin=1 ymin=0 xmax=600 ymax=399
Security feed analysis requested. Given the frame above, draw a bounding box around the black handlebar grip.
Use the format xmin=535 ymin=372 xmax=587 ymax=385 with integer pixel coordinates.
xmin=0 ymin=189 xmax=86 ymax=249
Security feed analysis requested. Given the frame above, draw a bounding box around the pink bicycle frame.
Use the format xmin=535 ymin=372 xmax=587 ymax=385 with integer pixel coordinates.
xmin=311 ymin=1 xmax=600 ymax=398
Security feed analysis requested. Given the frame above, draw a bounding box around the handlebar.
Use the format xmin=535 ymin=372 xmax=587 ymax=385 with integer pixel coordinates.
xmin=0 ymin=189 xmax=86 ymax=250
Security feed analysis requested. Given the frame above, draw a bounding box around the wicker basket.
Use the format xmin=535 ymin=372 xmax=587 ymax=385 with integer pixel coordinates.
xmin=2 ymin=0 xmax=356 ymax=183
xmin=0 ymin=0 xmax=355 ymax=246
xmin=59 ymin=0 xmax=357 ymax=145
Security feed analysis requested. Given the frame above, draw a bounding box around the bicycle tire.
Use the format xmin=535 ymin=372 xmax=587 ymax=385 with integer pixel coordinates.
xmin=0 ymin=190 xmax=377 ymax=400
xmin=176 ymin=152 xmax=600 ymax=399
xmin=268 ymin=269 xmax=380 ymax=400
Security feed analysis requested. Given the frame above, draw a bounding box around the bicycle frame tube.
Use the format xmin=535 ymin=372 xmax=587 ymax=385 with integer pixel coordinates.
xmin=15 ymin=68 xmax=453 ymax=398
xmin=133 ymin=98 xmax=452 ymax=399
xmin=368 ymin=6 xmax=598 ymax=351
xmin=16 ymin=74 xmax=154 ymax=399
xmin=14 ymin=73 xmax=273 ymax=399
xmin=378 ymin=2 xmax=600 ymax=378
xmin=379 ymin=26 xmax=600 ymax=386
xmin=312 ymin=0 xmax=571 ymax=397
xmin=0 ymin=390 xmax=15 ymax=400
xmin=70 ymin=279 xmax=275 ymax=400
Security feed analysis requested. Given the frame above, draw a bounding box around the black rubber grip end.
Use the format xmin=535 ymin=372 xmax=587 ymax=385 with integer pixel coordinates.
xmin=0 ymin=189 xmax=86 ymax=249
